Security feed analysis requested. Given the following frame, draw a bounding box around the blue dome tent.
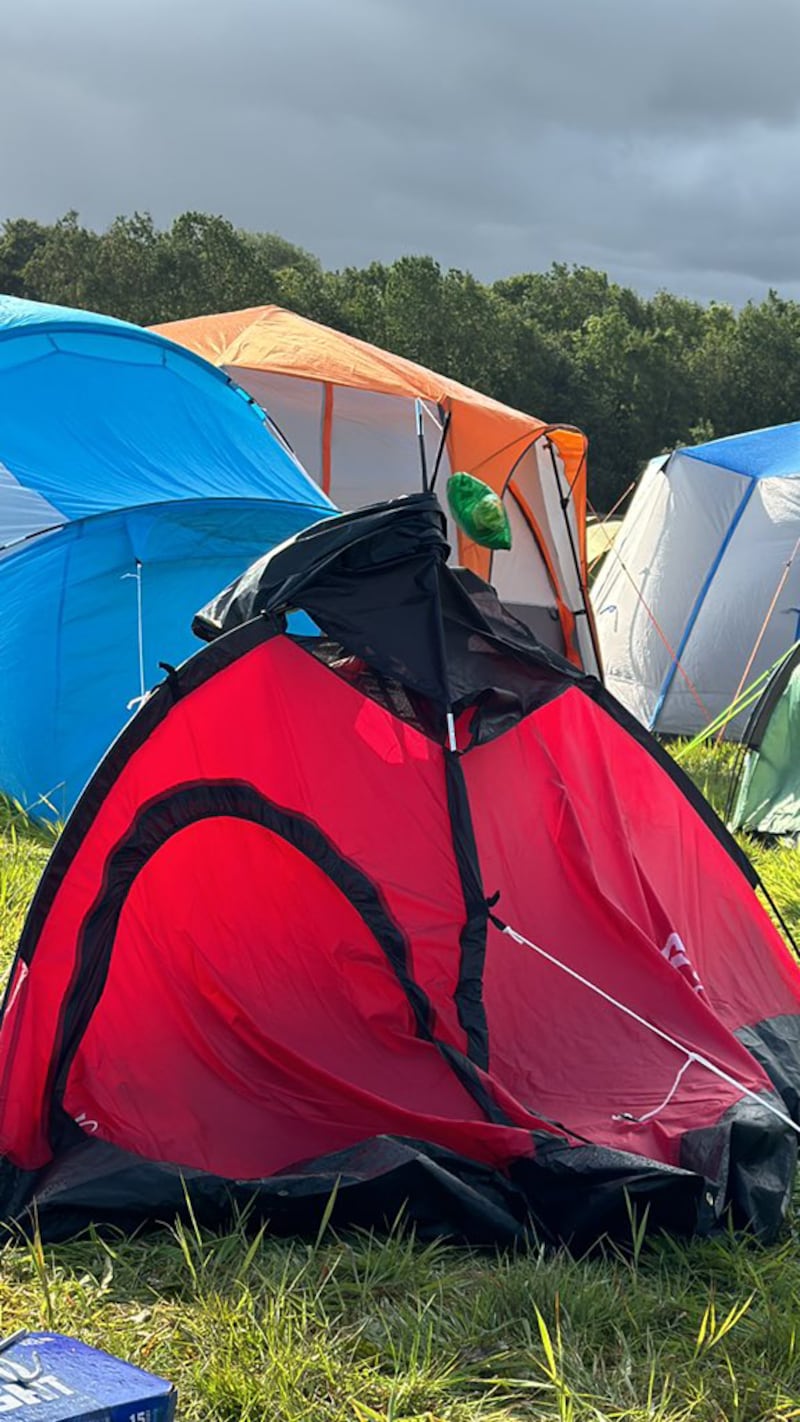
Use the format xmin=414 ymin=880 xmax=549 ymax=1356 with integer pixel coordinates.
xmin=0 ymin=297 xmax=334 ymax=817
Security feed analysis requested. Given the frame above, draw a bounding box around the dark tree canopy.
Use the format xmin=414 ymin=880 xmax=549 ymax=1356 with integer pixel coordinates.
xmin=2 ymin=211 xmax=796 ymax=509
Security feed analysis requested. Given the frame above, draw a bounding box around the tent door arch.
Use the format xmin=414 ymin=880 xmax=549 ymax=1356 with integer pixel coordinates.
xmin=490 ymin=484 xmax=567 ymax=655
xmin=48 ymin=779 xmax=514 ymax=1175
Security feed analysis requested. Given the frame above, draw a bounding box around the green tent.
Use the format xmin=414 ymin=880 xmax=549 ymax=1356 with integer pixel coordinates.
xmin=730 ymin=644 xmax=800 ymax=837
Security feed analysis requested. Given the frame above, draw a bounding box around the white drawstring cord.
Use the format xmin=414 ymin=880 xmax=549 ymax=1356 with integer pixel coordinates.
xmin=613 ymin=1054 xmax=697 ymax=1125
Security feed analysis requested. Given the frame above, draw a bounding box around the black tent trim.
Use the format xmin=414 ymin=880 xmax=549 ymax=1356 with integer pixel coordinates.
xmin=444 ymin=750 xmax=491 ymax=1070
xmin=45 ymin=778 xmax=518 ymax=1152
xmin=0 ymin=1129 xmax=718 ymax=1253
xmin=3 ymin=1076 xmax=793 ymax=1249
xmin=743 ymin=644 xmax=800 ymax=753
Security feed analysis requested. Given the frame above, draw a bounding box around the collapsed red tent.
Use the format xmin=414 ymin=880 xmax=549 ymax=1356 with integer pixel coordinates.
xmin=1 ymin=492 xmax=799 ymax=1248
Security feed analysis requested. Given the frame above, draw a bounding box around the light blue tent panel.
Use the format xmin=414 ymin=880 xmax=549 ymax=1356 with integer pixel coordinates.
xmin=0 ymin=298 xmax=333 ymax=817
xmin=685 ymin=422 xmax=800 ymax=480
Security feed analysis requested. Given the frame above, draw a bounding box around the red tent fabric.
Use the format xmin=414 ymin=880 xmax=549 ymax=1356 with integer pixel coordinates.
xmin=1 ymin=495 xmax=798 ymax=1247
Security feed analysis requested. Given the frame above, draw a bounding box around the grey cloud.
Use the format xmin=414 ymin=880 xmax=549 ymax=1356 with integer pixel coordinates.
xmin=2 ymin=0 xmax=800 ymax=303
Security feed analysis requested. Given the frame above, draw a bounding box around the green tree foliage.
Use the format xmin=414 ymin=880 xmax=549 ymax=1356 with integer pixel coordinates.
xmin=2 ymin=209 xmax=798 ymax=508
xmin=696 ymin=291 xmax=800 ymax=436
xmin=21 ymin=211 xmax=102 ymax=310
xmin=0 ymin=218 xmax=50 ymax=297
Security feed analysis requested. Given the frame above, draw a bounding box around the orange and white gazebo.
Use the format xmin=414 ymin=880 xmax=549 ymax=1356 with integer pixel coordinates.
xmin=154 ymin=305 xmax=600 ymax=674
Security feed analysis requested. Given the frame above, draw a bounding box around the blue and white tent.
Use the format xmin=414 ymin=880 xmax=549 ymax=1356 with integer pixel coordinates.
xmin=0 ymin=297 xmax=333 ymax=816
xmin=592 ymin=423 xmax=800 ymax=736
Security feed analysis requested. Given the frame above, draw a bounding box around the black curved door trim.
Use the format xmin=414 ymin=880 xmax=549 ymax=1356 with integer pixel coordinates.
xmin=48 ymin=780 xmax=511 ymax=1141
xmin=445 ymin=752 xmax=490 ymax=1069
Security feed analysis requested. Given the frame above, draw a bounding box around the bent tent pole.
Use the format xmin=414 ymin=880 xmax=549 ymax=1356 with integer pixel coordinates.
xmin=675 ymin=640 xmax=800 ymax=762
xmin=722 ymin=641 xmax=800 ymax=831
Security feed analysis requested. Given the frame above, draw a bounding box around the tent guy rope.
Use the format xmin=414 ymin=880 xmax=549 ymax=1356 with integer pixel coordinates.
xmin=587 ymin=481 xmax=635 ymax=573
xmin=493 ymin=915 xmax=800 ymax=1137
xmin=675 ymin=640 xmax=800 ymax=761
xmin=716 ymin=531 xmax=800 ymax=745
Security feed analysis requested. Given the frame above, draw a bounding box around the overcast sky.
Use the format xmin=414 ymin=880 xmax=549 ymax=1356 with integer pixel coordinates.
xmin=2 ymin=0 xmax=799 ymax=305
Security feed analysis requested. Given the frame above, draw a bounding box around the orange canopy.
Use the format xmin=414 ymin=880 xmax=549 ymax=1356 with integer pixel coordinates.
xmin=153 ymin=305 xmax=589 ymax=568
xmin=154 ymin=305 xmax=597 ymax=671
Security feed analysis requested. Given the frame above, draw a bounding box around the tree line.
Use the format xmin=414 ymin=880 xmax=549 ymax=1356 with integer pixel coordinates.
xmin=2 ymin=210 xmax=798 ymax=509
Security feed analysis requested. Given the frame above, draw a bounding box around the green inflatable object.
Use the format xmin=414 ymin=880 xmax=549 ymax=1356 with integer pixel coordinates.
xmin=446 ymin=472 xmax=512 ymax=550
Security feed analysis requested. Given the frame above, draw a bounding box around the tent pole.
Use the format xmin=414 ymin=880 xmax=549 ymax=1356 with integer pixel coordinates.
xmin=545 ymin=439 xmax=603 ymax=675
xmin=415 ymin=400 xmax=429 ymax=492
xmin=429 ymin=411 xmax=452 ymax=495
xmin=446 ymin=711 xmax=457 ymax=753
xmin=122 ymin=560 xmax=146 ymax=711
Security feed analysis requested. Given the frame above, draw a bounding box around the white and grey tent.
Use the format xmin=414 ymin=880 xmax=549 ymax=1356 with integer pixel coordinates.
xmin=592 ymin=425 xmax=800 ymax=736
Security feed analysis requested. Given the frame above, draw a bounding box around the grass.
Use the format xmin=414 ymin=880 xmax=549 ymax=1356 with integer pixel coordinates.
xmin=2 ymin=753 xmax=800 ymax=1420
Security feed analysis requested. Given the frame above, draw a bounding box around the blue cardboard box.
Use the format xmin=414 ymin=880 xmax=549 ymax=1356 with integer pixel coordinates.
xmin=0 ymin=1332 xmax=176 ymax=1421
